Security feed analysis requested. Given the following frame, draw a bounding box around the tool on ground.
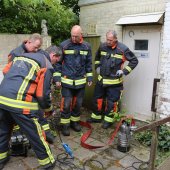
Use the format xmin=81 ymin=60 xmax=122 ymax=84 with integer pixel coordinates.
xmin=62 ymin=143 xmax=73 ymax=158
xmin=10 ymin=127 xmax=30 ymax=156
xmin=117 ymin=120 xmax=131 ymax=152
xmin=51 ymin=114 xmax=74 ymax=158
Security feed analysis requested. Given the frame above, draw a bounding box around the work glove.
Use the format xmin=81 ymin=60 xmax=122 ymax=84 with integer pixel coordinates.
xmin=88 ymin=81 xmax=92 ymax=86
xmin=96 ymin=67 xmax=100 ymax=74
xmin=56 ymin=81 xmax=61 ymax=88
xmin=116 ymin=70 xmax=124 ymax=78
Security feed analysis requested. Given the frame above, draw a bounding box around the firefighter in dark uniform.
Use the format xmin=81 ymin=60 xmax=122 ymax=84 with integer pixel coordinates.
xmin=8 ymin=33 xmax=55 ymax=144
xmin=55 ymin=25 xmax=93 ymax=136
xmin=0 ymin=46 xmax=61 ymax=169
xmin=87 ymin=30 xmax=138 ymax=129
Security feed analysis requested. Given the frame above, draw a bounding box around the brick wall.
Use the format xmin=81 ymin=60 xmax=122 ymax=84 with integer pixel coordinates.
xmin=157 ymin=1 xmax=170 ymax=118
xmin=79 ymin=0 xmax=165 ymax=42
xmin=0 ymin=34 xmax=51 ymax=83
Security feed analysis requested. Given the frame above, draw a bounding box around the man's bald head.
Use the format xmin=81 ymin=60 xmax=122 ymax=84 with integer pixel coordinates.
xmin=71 ymin=25 xmax=83 ymax=43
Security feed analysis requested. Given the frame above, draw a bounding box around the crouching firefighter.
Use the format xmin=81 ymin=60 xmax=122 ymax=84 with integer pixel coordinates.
xmin=87 ymin=30 xmax=138 ymax=129
xmin=0 ymin=46 xmax=61 ymax=170
xmin=54 ymin=25 xmax=93 ymax=136
xmin=8 ymin=33 xmax=55 ymax=144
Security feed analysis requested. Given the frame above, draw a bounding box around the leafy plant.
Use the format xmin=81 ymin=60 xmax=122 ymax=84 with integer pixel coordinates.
xmin=135 ymin=125 xmax=170 ymax=152
xmin=0 ymin=0 xmax=78 ymax=44
xmin=60 ymin=0 xmax=80 ymax=16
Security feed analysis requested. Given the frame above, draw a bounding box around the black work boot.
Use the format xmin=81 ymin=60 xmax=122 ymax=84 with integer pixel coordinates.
xmin=70 ymin=121 xmax=81 ymax=132
xmin=102 ymin=121 xmax=113 ymax=129
xmin=45 ymin=130 xmax=55 ymax=144
xmin=87 ymin=118 xmax=102 ymax=123
xmin=61 ymin=124 xmax=70 ymax=136
xmin=0 ymin=157 xmax=10 ymax=170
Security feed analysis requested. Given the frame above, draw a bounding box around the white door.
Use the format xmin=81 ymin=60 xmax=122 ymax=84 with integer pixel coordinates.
xmin=122 ymin=25 xmax=161 ymax=119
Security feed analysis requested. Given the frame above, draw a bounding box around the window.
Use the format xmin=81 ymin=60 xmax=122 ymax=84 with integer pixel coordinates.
xmin=135 ymin=40 xmax=148 ymax=50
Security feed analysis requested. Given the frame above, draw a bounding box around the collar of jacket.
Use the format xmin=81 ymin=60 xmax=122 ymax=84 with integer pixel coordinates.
xmin=37 ymin=49 xmax=51 ymax=62
xmin=112 ymin=41 xmax=118 ymax=49
xmin=71 ymin=37 xmax=84 ymax=44
xmin=22 ymin=42 xmax=29 ymax=53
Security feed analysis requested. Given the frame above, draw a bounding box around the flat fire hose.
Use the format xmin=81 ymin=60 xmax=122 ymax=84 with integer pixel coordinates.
xmin=80 ymin=115 xmax=134 ymax=149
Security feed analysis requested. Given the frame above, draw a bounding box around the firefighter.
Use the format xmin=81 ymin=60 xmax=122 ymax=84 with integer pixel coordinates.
xmin=87 ymin=30 xmax=138 ymax=129
xmin=8 ymin=33 xmax=55 ymax=144
xmin=0 ymin=46 xmax=61 ymax=169
xmin=55 ymin=25 xmax=93 ymax=136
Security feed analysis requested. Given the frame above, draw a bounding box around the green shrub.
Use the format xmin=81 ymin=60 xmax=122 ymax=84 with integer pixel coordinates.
xmin=135 ymin=125 xmax=170 ymax=152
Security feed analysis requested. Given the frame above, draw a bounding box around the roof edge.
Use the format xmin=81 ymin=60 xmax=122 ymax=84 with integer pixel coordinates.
xmin=116 ymin=12 xmax=165 ymax=25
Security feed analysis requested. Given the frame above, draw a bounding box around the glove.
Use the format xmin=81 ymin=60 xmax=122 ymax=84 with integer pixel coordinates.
xmin=88 ymin=81 xmax=92 ymax=86
xmin=96 ymin=67 xmax=100 ymax=74
xmin=116 ymin=70 xmax=124 ymax=78
xmin=56 ymin=82 xmax=61 ymax=88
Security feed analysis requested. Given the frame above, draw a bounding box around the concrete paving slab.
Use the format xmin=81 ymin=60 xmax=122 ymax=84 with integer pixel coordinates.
xmin=119 ymin=155 xmax=141 ymax=168
xmin=102 ymin=147 xmax=126 ymax=160
xmin=85 ymin=139 xmax=105 ymax=150
xmin=3 ymin=159 xmax=26 ymax=170
xmin=131 ymin=146 xmax=150 ymax=162
xmin=107 ymin=165 xmax=124 ymax=170
xmin=23 ymin=156 xmax=39 ymax=169
xmin=73 ymin=146 xmax=97 ymax=161
xmin=88 ymin=154 xmax=120 ymax=169
xmin=54 ymin=157 xmax=82 ymax=170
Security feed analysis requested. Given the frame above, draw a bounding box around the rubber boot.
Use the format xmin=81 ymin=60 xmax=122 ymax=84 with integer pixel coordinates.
xmin=61 ymin=124 xmax=70 ymax=136
xmin=102 ymin=121 xmax=113 ymax=129
xmin=70 ymin=121 xmax=81 ymax=132
xmin=87 ymin=118 xmax=102 ymax=123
